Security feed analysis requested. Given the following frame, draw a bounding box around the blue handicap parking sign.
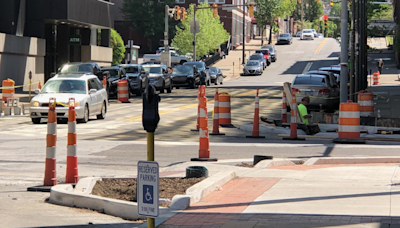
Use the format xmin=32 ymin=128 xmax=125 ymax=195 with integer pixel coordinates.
xmin=143 ymin=185 xmax=153 ymax=204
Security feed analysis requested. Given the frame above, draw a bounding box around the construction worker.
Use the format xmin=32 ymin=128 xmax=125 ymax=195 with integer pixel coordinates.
xmin=298 ymin=96 xmax=312 ymax=124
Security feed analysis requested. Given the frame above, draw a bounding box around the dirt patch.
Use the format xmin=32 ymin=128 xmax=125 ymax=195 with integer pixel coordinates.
xmin=91 ymin=177 xmax=206 ymax=205
xmin=235 ymin=162 xmax=255 ymax=168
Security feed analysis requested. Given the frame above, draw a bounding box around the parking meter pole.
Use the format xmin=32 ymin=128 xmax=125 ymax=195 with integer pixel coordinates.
xmin=29 ymin=71 xmax=32 ymax=101
xmin=147 ymin=131 xmax=155 ymax=228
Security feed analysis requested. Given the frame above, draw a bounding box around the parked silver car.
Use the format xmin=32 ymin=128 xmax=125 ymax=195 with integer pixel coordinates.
xmin=29 ymin=73 xmax=108 ymax=124
xmin=301 ymin=29 xmax=314 ymax=40
xmin=291 ymin=74 xmax=340 ymax=111
xmin=248 ymin=54 xmax=266 ymax=70
xmin=277 ymin=33 xmax=293 ymax=45
xmin=243 ymin=60 xmax=263 ymax=76
xmin=142 ymin=64 xmax=172 ymax=93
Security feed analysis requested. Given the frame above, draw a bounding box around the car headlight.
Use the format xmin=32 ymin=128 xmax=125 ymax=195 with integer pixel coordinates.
xmin=30 ymin=101 xmax=39 ymax=107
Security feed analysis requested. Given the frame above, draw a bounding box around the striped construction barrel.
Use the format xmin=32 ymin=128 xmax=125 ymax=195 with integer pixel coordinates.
xmin=117 ymin=79 xmax=129 ymax=102
xmin=2 ymin=79 xmax=14 ymax=103
xmin=357 ymin=90 xmax=374 ymax=117
xmin=218 ymin=93 xmax=231 ymax=126
xmin=338 ymin=101 xmax=360 ymax=139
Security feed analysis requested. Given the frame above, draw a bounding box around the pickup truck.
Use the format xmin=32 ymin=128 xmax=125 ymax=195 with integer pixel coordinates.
xmin=143 ymin=51 xmax=190 ymax=65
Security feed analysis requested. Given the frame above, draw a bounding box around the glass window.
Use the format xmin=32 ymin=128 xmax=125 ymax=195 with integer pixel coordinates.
xmin=105 ymin=69 xmax=119 ymax=77
xmin=209 ymin=68 xmax=218 ymax=74
xmin=293 ymin=76 xmax=327 ymax=86
xmin=246 ymin=61 xmax=259 ymax=66
xmin=124 ymin=66 xmax=139 ymax=74
xmin=61 ymin=64 xmax=93 ymax=73
xmin=249 ymin=55 xmax=262 ymax=60
xmin=41 ymin=80 xmax=86 ymax=94
xmin=143 ymin=66 xmax=162 ymax=74
xmin=184 ymin=63 xmax=205 ymax=71
xmin=172 ymin=66 xmax=193 ymax=74
xmin=92 ymin=78 xmax=104 ymax=90
xmin=256 ymin=50 xmax=269 ymax=55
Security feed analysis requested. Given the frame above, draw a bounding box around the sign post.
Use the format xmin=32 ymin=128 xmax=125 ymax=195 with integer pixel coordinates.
xmin=140 ymin=84 xmax=160 ymax=228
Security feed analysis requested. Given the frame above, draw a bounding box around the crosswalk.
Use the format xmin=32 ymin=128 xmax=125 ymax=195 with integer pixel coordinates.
xmin=0 ymin=87 xmax=284 ymax=141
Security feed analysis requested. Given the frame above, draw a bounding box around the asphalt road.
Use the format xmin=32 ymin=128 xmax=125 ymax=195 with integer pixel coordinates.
xmin=5 ymin=37 xmax=392 ymax=228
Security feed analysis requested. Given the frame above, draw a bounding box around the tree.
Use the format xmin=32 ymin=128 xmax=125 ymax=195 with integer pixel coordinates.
xmin=254 ymin=0 xmax=296 ymax=44
xmin=110 ymin=29 xmax=126 ymax=65
xmin=171 ymin=3 xmax=230 ymax=60
xmin=121 ymin=0 xmax=176 ymax=52
xmin=292 ymin=0 xmax=323 ymax=23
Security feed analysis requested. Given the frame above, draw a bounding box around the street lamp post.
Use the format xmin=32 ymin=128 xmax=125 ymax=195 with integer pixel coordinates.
xmin=339 ymin=0 xmax=349 ymax=103
xmin=242 ymin=1 xmax=246 ymax=65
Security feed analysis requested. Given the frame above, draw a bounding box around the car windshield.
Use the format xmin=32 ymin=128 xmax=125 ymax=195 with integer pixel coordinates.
xmin=293 ymin=76 xmax=326 ymax=86
xmin=143 ymin=66 xmax=162 ymax=74
xmin=303 ymin=30 xmax=312 ymax=33
xmin=41 ymin=80 xmax=86 ymax=94
xmin=209 ymin=68 xmax=218 ymax=74
xmin=61 ymin=64 xmax=92 ymax=73
xmin=246 ymin=61 xmax=259 ymax=66
xmin=256 ymin=50 xmax=269 ymax=55
xmin=104 ymin=69 xmax=119 ymax=77
xmin=184 ymin=63 xmax=205 ymax=71
xmin=249 ymin=55 xmax=262 ymax=60
xmin=172 ymin=66 xmax=193 ymax=74
xmin=280 ymin=34 xmax=290 ymax=37
xmin=124 ymin=67 xmax=139 ymax=74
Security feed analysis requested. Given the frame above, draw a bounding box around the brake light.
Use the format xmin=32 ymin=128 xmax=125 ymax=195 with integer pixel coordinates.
xmin=319 ymin=89 xmax=329 ymax=94
xmin=292 ymin=88 xmax=299 ymax=92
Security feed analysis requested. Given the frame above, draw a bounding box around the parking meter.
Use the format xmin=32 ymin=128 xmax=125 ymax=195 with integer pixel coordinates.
xmin=142 ymin=84 xmax=160 ymax=132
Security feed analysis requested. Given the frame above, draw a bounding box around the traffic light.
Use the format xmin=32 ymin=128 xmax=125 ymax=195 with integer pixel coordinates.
xmin=298 ymin=0 xmax=302 ymax=4
xmin=330 ymin=0 xmax=334 ymax=6
xmin=248 ymin=4 xmax=254 ymax=17
xmin=323 ymin=14 xmax=328 ymax=26
xmin=212 ymin=3 xmax=218 ymax=18
xmin=174 ymin=6 xmax=181 ymax=21
xmin=181 ymin=7 xmax=187 ymax=21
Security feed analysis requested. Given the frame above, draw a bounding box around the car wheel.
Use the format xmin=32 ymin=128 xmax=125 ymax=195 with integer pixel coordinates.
xmin=32 ymin=118 xmax=41 ymax=124
xmin=214 ymin=77 xmax=219 ymax=85
xmin=97 ymin=101 xmax=106 ymax=119
xmin=160 ymin=82 xmax=165 ymax=93
xmin=78 ymin=104 xmax=89 ymax=123
xmin=207 ymin=78 xmax=211 ymax=86
xmin=166 ymin=81 xmax=172 ymax=93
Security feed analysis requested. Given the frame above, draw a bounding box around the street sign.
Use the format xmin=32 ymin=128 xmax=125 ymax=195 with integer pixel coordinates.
xmin=190 ymin=19 xmax=200 ymax=34
xmin=137 ymin=161 xmax=159 ymax=218
xmin=160 ymin=52 xmax=171 ymax=68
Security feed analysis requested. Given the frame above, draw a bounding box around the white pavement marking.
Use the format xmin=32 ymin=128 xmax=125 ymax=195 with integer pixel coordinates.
xmin=302 ymin=62 xmax=313 ymax=74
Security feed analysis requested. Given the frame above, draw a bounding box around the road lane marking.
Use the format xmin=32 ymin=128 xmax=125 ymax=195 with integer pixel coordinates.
xmin=314 ymin=38 xmax=328 ymax=54
xmin=121 ymin=89 xmax=268 ymax=122
xmin=302 ymin=62 xmax=313 ymax=74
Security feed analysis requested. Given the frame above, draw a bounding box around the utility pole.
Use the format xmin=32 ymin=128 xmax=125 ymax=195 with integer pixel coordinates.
xmin=361 ymin=0 xmax=367 ymax=90
xmin=350 ymin=0 xmax=356 ymax=101
xmin=242 ymin=1 xmax=246 ymax=65
xmin=301 ymin=0 xmax=304 ymax=31
xmin=193 ymin=5 xmax=197 ymax=61
xmin=339 ymin=0 xmax=349 ymax=102
xmin=165 ymin=5 xmax=169 ymax=54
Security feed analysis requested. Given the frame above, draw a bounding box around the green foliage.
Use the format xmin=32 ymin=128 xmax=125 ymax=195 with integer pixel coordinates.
xmin=121 ymin=0 xmax=177 ymax=50
xmin=171 ymin=3 xmax=229 ymax=60
xmin=110 ymin=29 xmax=126 ymax=65
xmin=367 ymin=0 xmax=392 ymax=21
xmin=292 ymin=0 xmax=323 ymax=22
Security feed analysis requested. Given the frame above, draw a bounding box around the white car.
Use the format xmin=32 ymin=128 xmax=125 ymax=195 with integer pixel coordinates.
xmin=301 ymin=29 xmax=314 ymax=40
xmin=29 ymin=73 xmax=108 ymax=124
xmin=311 ymin=29 xmax=318 ymax=38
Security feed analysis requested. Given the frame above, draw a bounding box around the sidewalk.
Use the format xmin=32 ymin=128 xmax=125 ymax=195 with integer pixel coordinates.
xmin=158 ymin=159 xmax=400 ymax=228
xmin=211 ymin=37 xmax=276 ymax=82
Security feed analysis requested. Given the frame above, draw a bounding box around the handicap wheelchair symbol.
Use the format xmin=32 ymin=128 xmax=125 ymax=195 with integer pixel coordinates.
xmin=143 ymin=185 xmax=153 ymax=204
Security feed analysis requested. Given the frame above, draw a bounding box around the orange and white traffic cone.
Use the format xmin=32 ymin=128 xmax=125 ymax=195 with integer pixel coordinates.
xmin=283 ymin=90 xmax=304 ymax=140
xmin=210 ymin=88 xmax=225 ymax=136
xmin=44 ymin=98 xmax=57 ymax=186
xmin=65 ymin=98 xmax=78 ymax=183
xmin=191 ymin=85 xmax=217 ymax=162
xmin=247 ymin=88 xmax=265 ymax=138
xmin=191 ymin=86 xmax=201 ymax=131
xmin=281 ymin=91 xmax=287 ymax=123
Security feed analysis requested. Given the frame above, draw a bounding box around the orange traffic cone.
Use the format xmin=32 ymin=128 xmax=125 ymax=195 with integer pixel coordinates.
xmin=44 ymin=98 xmax=57 ymax=186
xmin=38 ymin=80 xmax=42 ymax=89
xmin=191 ymin=85 xmax=217 ymax=162
xmin=246 ymin=88 xmax=265 ymax=138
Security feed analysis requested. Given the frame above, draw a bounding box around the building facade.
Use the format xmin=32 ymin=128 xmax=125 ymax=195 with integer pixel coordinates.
xmin=0 ymin=0 xmax=114 ymax=90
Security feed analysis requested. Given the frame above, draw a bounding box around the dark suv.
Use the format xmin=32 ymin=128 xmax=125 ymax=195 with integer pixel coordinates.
xmin=100 ymin=66 xmax=126 ymax=98
xmin=119 ymin=64 xmax=149 ymax=96
xmin=183 ymin=62 xmax=211 ymax=86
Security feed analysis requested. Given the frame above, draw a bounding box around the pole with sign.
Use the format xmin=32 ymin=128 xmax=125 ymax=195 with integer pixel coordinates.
xmin=139 ymin=84 xmax=160 ymax=228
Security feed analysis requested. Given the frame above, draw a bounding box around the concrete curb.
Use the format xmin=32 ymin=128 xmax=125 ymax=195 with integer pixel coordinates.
xmin=49 ymin=171 xmax=237 ymax=224
xmin=240 ymin=124 xmax=307 ymax=136
xmin=304 ymin=156 xmax=400 ymax=165
xmin=49 ymin=177 xmax=170 ymax=221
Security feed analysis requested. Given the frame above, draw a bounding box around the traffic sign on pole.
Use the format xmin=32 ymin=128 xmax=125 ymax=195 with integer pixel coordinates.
xmin=137 ymin=161 xmax=159 ymax=218
xmin=190 ymin=19 xmax=200 ymax=34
